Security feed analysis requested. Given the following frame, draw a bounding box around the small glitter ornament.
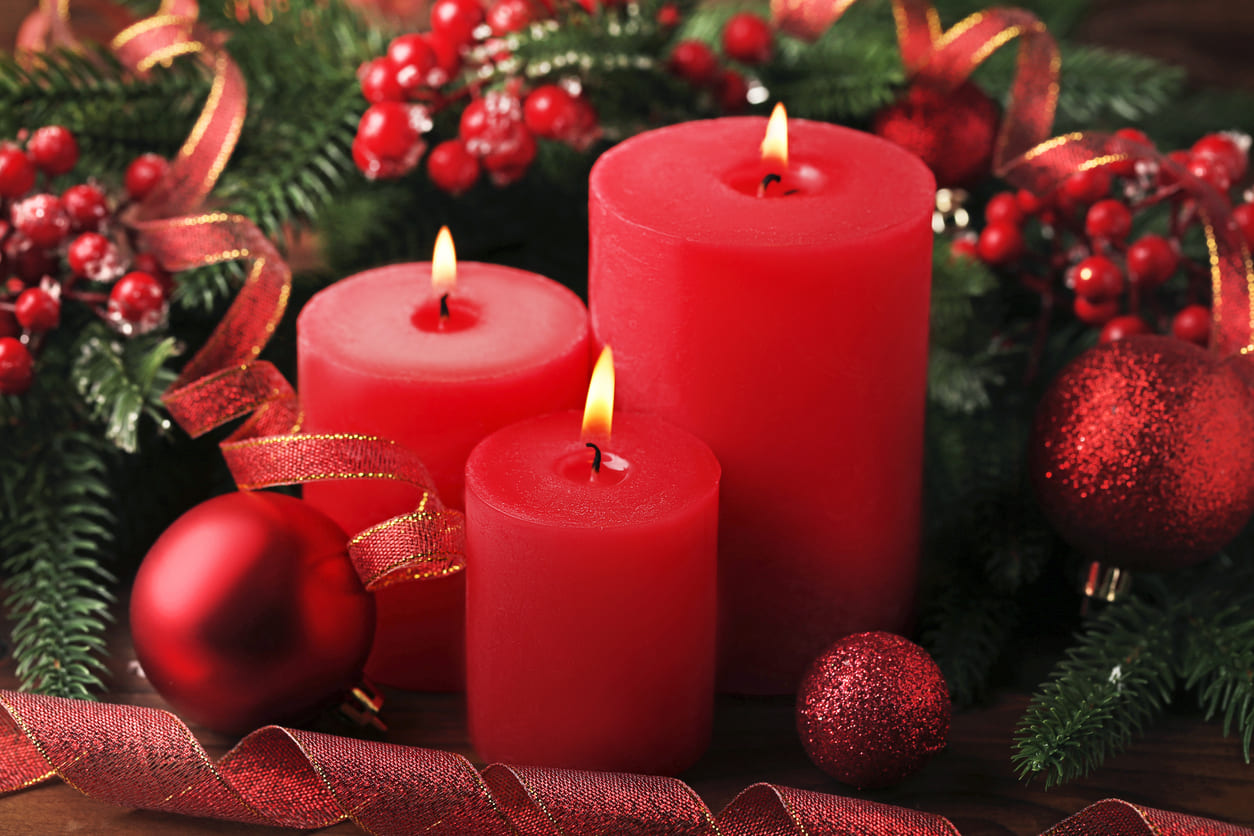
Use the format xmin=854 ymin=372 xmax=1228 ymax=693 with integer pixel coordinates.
xmin=796 ymin=631 xmax=950 ymax=789
xmin=871 ymin=81 xmax=1000 ymax=188
xmin=1031 ymin=335 xmax=1254 ymax=572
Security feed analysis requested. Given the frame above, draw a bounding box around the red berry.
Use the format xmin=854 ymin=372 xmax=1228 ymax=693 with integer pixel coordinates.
xmin=1192 ymin=133 xmax=1248 ymax=182
xmin=1084 ymin=199 xmax=1133 ymax=243
xmin=950 ymin=236 xmax=979 ymax=261
xmin=668 ymin=40 xmax=719 ymax=87
xmin=657 ymin=3 xmax=680 ymax=26
xmin=976 ymin=222 xmax=1024 ymax=265
xmin=108 ymin=271 xmax=166 ymax=328
xmin=424 ymin=31 xmax=463 ymax=84
xmin=1016 ymin=188 xmax=1046 ymax=215
xmin=1125 ymin=234 xmax=1178 ymax=288
xmin=460 ymin=91 xmax=525 ymax=154
xmin=1062 ymin=168 xmax=1111 ymax=205
xmin=12 ymin=194 xmax=70 ymax=248
xmin=523 ymin=84 xmax=578 ymax=140
xmin=132 ymin=252 xmax=174 ymax=295
xmin=4 ymin=233 xmax=56 ymax=283
xmin=482 ymin=125 xmax=536 ymax=186
xmin=1187 ymin=153 xmax=1232 ymax=195
xmin=27 ymin=126 xmax=78 ymax=176
xmin=1234 ymin=202 xmax=1254 ymax=244
xmin=360 ymin=57 xmax=405 ymax=104
xmin=1159 ymin=149 xmax=1193 ymax=188
xmin=1107 ymin=128 xmax=1153 ymax=177
xmin=3 ymin=278 xmax=22 ymax=296
xmin=722 ymin=12 xmax=772 ymax=64
xmin=67 ymin=232 xmax=122 ymax=281
xmin=984 ymin=192 xmax=1023 ymax=227
xmin=716 ymin=69 xmax=749 ymax=113
xmin=430 ymin=0 xmax=485 ymax=47
xmin=487 ymin=0 xmax=533 ymax=34
xmin=0 ymin=337 xmax=34 ymax=395
xmin=1099 ymin=315 xmax=1152 ymax=343
xmin=1072 ymin=255 xmax=1124 ymax=301
xmin=0 ymin=147 xmax=35 ymax=198
xmin=62 ymin=183 xmax=109 ymax=230
xmin=354 ymin=102 xmax=424 ymax=179
xmin=565 ymin=96 xmax=600 ymax=151
xmin=125 ymin=154 xmax=169 ymax=201
xmin=426 ymin=140 xmax=480 ymax=194
xmin=1073 ymin=296 xmax=1119 ymax=326
xmin=14 ymin=287 xmax=59 ymax=331
xmin=388 ymin=34 xmax=438 ymax=94
xmin=1172 ymin=304 xmax=1210 ymax=346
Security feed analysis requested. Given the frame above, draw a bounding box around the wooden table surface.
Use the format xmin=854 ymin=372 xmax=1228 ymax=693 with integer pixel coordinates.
xmin=0 ymin=620 xmax=1252 ymax=835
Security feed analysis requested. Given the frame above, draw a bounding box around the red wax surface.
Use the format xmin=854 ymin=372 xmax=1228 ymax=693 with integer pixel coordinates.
xmin=589 ymin=118 xmax=935 ymax=694
xmin=465 ymin=411 xmax=720 ymax=775
xmin=298 ymin=263 xmax=590 ymax=691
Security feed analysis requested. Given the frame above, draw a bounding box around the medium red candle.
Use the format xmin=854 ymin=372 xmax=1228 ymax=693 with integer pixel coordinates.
xmin=589 ymin=106 xmax=935 ymax=694
xmin=465 ymin=349 xmax=720 ymax=774
xmin=298 ymin=228 xmax=590 ymax=691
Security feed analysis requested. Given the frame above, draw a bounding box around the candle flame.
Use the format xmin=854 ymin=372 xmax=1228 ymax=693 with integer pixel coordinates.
xmin=761 ymin=103 xmax=788 ymax=168
xmin=432 ymin=226 xmax=456 ymax=295
xmin=581 ymin=346 xmax=615 ymax=441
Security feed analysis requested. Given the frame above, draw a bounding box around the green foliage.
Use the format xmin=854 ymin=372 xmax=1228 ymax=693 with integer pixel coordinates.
xmin=73 ymin=325 xmax=181 ymax=454
xmin=1013 ymin=594 xmax=1178 ymax=787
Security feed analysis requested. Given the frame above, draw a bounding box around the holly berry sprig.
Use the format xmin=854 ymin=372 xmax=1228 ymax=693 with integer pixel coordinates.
xmin=0 ymin=125 xmax=177 ymax=396
xmin=351 ymin=0 xmax=776 ymax=191
xmin=954 ymin=129 xmax=1253 ymax=360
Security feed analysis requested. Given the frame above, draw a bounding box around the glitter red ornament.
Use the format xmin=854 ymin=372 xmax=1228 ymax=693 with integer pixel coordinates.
xmin=871 ymin=81 xmax=1000 ymax=188
xmin=130 ymin=492 xmax=375 ymax=735
xmin=1030 ymin=336 xmax=1254 ymax=572
xmin=796 ymin=631 xmax=950 ymax=790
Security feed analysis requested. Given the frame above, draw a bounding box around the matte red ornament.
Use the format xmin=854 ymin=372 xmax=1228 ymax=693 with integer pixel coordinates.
xmin=130 ymin=492 xmax=375 ymax=735
xmin=1031 ymin=336 xmax=1254 ymax=572
xmin=871 ymin=81 xmax=999 ymax=188
xmin=796 ymin=631 xmax=950 ymax=790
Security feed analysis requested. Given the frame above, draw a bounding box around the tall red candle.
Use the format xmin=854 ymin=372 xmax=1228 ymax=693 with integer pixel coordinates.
xmin=465 ymin=350 xmax=720 ymax=774
xmin=298 ymin=230 xmax=590 ymax=690
xmin=588 ymin=110 xmax=935 ymax=694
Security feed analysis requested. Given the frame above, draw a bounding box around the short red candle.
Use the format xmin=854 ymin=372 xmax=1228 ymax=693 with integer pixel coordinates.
xmin=465 ymin=408 xmax=720 ymax=775
xmin=298 ymin=258 xmax=589 ymax=691
xmin=588 ymin=115 xmax=934 ymax=694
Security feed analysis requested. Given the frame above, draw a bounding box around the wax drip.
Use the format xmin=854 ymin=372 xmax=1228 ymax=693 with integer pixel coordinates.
xmin=586 ymin=442 xmax=603 ymax=474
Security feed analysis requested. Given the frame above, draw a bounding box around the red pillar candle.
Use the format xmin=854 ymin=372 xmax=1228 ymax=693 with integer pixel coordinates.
xmin=298 ymin=228 xmax=590 ymax=691
xmin=588 ymin=107 xmax=935 ymax=694
xmin=465 ymin=349 xmax=720 ymax=775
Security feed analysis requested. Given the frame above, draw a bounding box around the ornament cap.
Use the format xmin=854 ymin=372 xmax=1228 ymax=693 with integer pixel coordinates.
xmin=1080 ymin=560 xmax=1132 ymax=603
xmin=339 ymin=678 xmax=387 ymax=732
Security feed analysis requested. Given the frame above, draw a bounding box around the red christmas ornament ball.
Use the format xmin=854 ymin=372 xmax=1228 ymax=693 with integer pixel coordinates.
xmin=131 ymin=492 xmax=375 ymax=734
xmin=796 ymin=631 xmax=950 ymax=790
xmin=1030 ymin=335 xmax=1254 ymax=572
xmin=871 ymin=81 xmax=999 ymax=188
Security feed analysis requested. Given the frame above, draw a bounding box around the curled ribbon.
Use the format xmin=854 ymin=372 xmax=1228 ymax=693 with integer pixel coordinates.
xmin=28 ymin=0 xmax=465 ymax=589
xmin=771 ymin=0 xmax=1059 ymax=173
xmin=0 ymin=691 xmax=1251 ymax=836
xmin=1000 ymin=132 xmax=1254 ymax=361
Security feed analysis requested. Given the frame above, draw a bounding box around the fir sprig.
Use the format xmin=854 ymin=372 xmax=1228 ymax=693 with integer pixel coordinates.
xmin=1013 ymin=594 xmax=1178 ymax=787
xmin=72 ymin=324 xmax=180 ymax=454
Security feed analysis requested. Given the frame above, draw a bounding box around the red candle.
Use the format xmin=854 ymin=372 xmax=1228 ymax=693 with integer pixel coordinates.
xmin=588 ymin=107 xmax=935 ymax=694
xmin=298 ymin=228 xmax=590 ymax=691
xmin=465 ymin=349 xmax=720 ymax=774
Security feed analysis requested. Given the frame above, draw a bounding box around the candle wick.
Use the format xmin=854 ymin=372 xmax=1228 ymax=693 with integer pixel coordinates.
xmin=439 ymin=293 xmax=450 ymax=319
xmin=758 ymin=173 xmax=783 ymax=196
xmin=585 ymin=442 xmax=603 ymax=474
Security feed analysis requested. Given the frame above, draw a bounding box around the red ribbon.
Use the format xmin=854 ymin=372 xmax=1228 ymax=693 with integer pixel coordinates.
xmin=0 ymin=690 xmax=1250 ymax=836
xmin=25 ymin=0 xmax=466 ymax=589
xmin=771 ymin=0 xmax=1059 ymax=173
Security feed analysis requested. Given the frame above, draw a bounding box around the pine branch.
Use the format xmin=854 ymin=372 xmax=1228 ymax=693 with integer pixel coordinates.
xmin=920 ymin=561 xmax=1019 ymax=705
xmin=1013 ymin=596 xmax=1178 ymax=788
xmin=72 ymin=324 xmax=180 ymax=454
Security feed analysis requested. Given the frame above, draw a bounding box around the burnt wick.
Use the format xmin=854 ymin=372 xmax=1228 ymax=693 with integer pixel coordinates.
xmin=439 ymin=292 xmax=450 ymax=319
xmin=586 ymin=442 xmax=603 ymax=474
xmin=758 ymin=173 xmax=783 ymax=196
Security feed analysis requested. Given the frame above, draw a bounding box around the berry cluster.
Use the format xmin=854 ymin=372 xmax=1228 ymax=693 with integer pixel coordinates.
xmin=0 ymin=126 xmax=175 ymax=396
xmin=957 ymin=129 xmax=1253 ymax=347
xmin=353 ymin=2 xmax=771 ymax=190
xmin=667 ymin=12 xmax=773 ymax=113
